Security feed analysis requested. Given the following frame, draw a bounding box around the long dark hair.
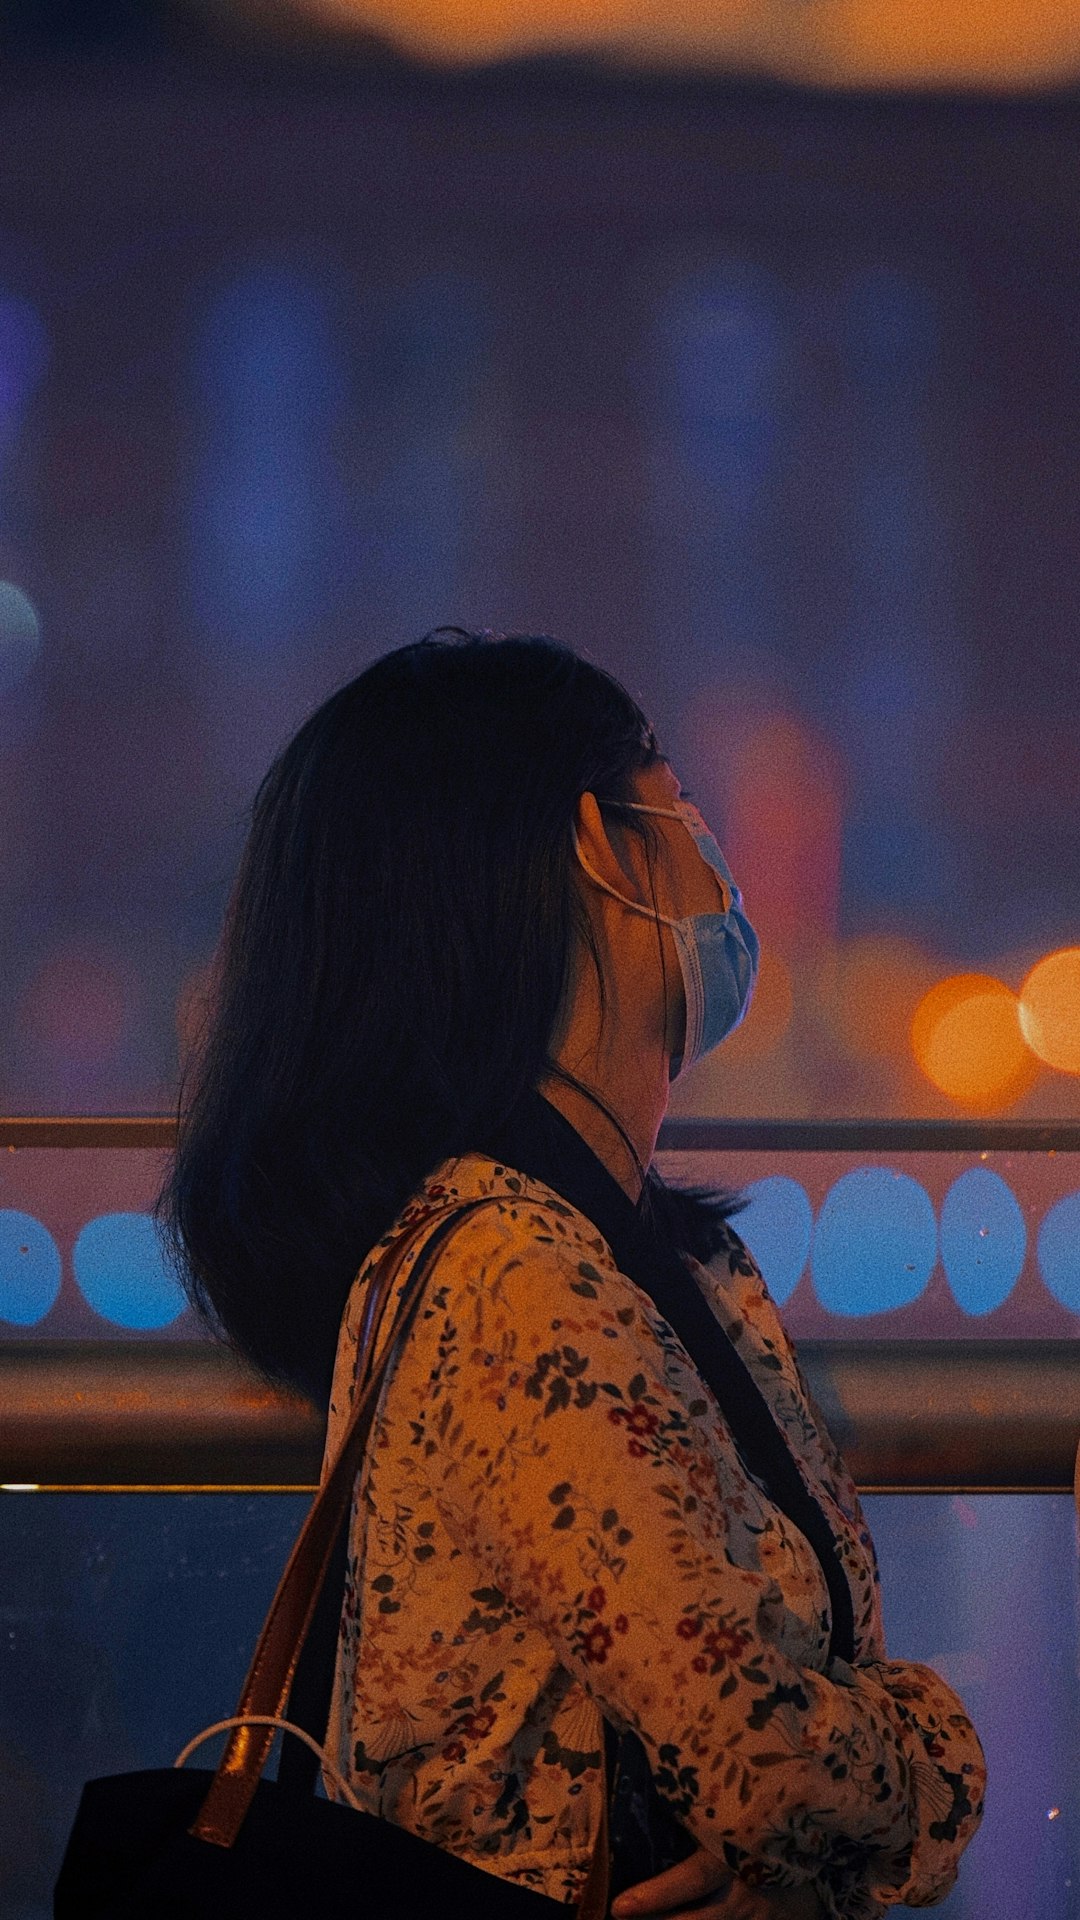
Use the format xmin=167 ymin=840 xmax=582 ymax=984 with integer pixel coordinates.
xmin=156 ymin=631 xmax=739 ymax=1404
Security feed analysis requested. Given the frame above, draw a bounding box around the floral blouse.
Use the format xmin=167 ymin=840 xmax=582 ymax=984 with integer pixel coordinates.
xmin=321 ymin=1153 xmax=985 ymax=1917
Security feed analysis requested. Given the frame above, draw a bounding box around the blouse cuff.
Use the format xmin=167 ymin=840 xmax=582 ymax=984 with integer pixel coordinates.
xmin=836 ymin=1658 xmax=986 ymax=1910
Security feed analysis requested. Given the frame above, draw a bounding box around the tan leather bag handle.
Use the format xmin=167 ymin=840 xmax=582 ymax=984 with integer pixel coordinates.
xmin=189 ymin=1197 xmax=611 ymax=1920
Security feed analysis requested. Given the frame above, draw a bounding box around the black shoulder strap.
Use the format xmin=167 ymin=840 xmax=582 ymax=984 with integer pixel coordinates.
xmin=482 ymin=1092 xmax=856 ymax=1666
xmin=621 ymin=1209 xmax=855 ymax=1665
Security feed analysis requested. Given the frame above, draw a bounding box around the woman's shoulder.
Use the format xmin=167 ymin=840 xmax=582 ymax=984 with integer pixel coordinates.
xmin=394 ymin=1151 xmax=621 ymax=1270
xmin=336 ymin=1152 xmax=638 ymax=1373
xmin=327 ymin=1150 xmax=687 ymax=1451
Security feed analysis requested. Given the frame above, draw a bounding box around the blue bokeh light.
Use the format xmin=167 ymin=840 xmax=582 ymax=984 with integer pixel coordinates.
xmin=189 ymin=268 xmax=346 ymax=659
xmin=1036 ymin=1190 xmax=1080 ymax=1314
xmin=0 ymin=581 xmax=41 ymax=694
xmin=0 ymin=1211 xmax=61 ymax=1325
xmin=664 ymin=264 xmax=786 ymax=541
xmin=735 ymin=1176 xmax=813 ymax=1305
xmin=72 ymin=1212 xmax=187 ymax=1330
xmin=812 ymin=1166 xmax=937 ymax=1316
xmin=940 ymin=1167 xmax=1026 ymax=1315
xmin=0 ymin=293 xmax=49 ymax=458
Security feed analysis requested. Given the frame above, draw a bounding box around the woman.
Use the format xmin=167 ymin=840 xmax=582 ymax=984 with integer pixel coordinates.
xmin=159 ymin=630 xmax=984 ymax=1920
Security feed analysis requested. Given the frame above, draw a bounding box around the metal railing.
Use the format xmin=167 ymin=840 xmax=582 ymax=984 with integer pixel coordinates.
xmin=3 ymin=1117 xmax=1079 ymax=1493
xmin=7 ymin=1116 xmax=1080 ymax=1149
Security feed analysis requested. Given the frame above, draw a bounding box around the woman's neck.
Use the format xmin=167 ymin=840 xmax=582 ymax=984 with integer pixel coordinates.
xmin=536 ymin=1063 xmax=665 ymax=1204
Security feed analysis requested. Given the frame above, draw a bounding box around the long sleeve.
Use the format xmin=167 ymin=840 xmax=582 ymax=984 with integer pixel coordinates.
xmin=405 ymin=1202 xmax=985 ymax=1913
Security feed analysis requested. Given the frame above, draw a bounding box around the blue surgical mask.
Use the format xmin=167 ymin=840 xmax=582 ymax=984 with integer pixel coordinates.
xmin=572 ymin=798 xmax=759 ymax=1078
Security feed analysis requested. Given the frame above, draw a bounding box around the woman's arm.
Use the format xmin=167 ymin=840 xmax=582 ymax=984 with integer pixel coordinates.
xmin=405 ymin=1205 xmax=985 ymax=1913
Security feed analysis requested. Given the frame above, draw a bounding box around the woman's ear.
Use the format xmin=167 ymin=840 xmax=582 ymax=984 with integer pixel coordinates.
xmin=575 ymin=792 xmax=647 ymax=899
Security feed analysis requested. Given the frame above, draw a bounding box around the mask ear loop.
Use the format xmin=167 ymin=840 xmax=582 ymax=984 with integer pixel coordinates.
xmin=570 ymin=823 xmax=680 ymax=926
xmin=620 ymin=802 xmax=733 ymax=914
xmin=571 ymin=815 xmax=687 ymax=1083
xmin=638 ymin=811 xmax=681 ymax=1090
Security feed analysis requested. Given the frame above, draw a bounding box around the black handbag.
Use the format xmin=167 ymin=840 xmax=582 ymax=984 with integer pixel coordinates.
xmin=54 ymin=1201 xmax=611 ymax=1920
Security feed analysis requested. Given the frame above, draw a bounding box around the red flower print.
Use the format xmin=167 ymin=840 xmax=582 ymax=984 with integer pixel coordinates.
xmin=701 ymin=1624 xmax=752 ymax=1669
xmin=692 ymin=1655 xmax=709 ymax=1674
xmin=627 ymin=1440 xmax=647 ymax=1459
xmin=582 ymin=1622 xmax=614 ymax=1664
xmin=587 ymin=1585 xmax=606 ymax=1613
xmin=442 ymin=1741 xmax=466 ymax=1763
xmin=614 ymin=1614 xmax=629 ymax=1635
xmin=446 ymin=1703 xmax=497 ymax=1740
xmin=676 ymin=1615 xmax=703 ymax=1640
xmin=609 ymin=1402 xmax=660 ymax=1437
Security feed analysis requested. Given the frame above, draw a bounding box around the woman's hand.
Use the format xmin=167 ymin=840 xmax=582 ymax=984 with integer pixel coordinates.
xmin=610 ymin=1846 xmax=827 ymax=1920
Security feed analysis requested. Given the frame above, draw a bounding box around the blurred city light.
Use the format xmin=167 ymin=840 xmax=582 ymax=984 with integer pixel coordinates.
xmin=285 ymin=0 xmax=1080 ymax=86
xmin=0 ymin=295 xmax=48 ymax=467
xmin=735 ymin=1175 xmax=812 ymax=1305
xmin=1036 ymin=1190 xmax=1080 ymax=1312
xmin=0 ymin=583 xmax=41 ymax=694
xmin=0 ymin=1211 xmax=60 ymax=1326
xmin=72 ymin=1212 xmax=187 ymax=1330
xmin=0 ymin=57 xmax=1077 ymax=1123
xmin=811 ymin=1167 xmax=936 ymax=1316
xmin=1018 ymin=949 xmax=1080 ymax=1077
xmin=939 ymin=1167 xmax=1026 ymax=1316
xmin=189 ymin=269 xmax=346 ymax=661
xmin=911 ymin=974 xmax=1036 ymax=1111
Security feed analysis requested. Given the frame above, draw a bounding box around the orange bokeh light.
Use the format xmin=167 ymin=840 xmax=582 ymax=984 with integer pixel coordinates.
xmin=1019 ymin=948 xmax=1080 ymax=1075
xmin=301 ymin=0 xmax=1080 ymax=88
xmin=297 ymin=0 xmax=1076 ymax=89
xmin=910 ymin=973 xmax=1037 ymax=1110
